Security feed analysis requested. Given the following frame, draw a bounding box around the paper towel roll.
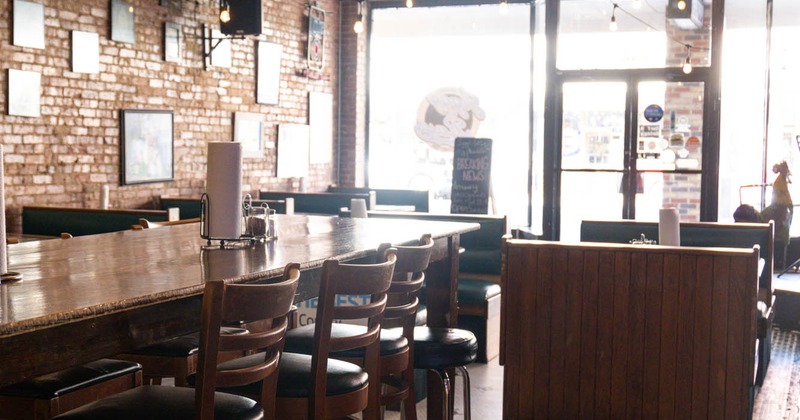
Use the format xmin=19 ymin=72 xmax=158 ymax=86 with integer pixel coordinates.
xmin=100 ymin=185 xmax=109 ymax=209
xmin=351 ymin=198 xmax=368 ymax=218
xmin=659 ymin=208 xmax=680 ymax=246
xmin=0 ymin=145 xmax=7 ymax=273
xmin=206 ymin=142 xmax=243 ymax=239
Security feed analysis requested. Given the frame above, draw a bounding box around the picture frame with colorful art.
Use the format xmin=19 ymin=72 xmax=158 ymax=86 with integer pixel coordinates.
xmin=120 ymin=109 xmax=174 ymax=185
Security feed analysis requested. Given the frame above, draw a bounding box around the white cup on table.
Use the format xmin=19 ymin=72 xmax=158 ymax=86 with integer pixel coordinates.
xmin=350 ymin=198 xmax=368 ymax=218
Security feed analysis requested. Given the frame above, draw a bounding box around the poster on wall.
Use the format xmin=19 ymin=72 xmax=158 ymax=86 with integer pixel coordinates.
xmin=233 ymin=112 xmax=266 ymax=159
xmin=309 ymin=92 xmax=333 ymax=164
xmin=110 ymin=0 xmax=136 ymax=44
xmin=277 ymin=124 xmax=310 ymax=178
xmin=307 ymin=6 xmax=325 ymax=70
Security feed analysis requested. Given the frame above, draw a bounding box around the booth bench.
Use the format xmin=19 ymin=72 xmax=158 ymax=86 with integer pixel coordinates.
xmin=22 ymin=206 xmax=180 ymax=237
xmin=580 ymin=219 xmax=774 ymax=386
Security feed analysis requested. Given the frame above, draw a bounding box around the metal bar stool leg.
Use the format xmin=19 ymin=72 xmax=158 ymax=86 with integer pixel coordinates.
xmin=456 ymin=365 xmax=472 ymax=420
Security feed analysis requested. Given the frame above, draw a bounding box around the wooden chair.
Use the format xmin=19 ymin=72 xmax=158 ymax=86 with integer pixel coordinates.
xmin=282 ymin=236 xmax=433 ymax=418
xmin=52 ymin=263 xmax=301 ymax=419
xmin=276 ymin=250 xmax=397 ymax=419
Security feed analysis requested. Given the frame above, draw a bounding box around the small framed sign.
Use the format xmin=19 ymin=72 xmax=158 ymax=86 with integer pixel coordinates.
xmin=307 ymin=6 xmax=325 ymax=71
xmin=120 ymin=109 xmax=174 ymax=185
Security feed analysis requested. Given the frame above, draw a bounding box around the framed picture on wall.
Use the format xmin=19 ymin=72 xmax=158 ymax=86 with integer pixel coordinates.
xmin=234 ymin=112 xmax=266 ymax=159
xmin=120 ymin=109 xmax=174 ymax=185
xmin=160 ymin=0 xmax=181 ymax=9
xmin=256 ymin=41 xmax=281 ymax=105
xmin=110 ymin=0 xmax=135 ymax=44
xmin=72 ymin=31 xmax=100 ymax=74
xmin=164 ymin=22 xmax=181 ymax=63
xmin=8 ymin=69 xmax=41 ymax=117
xmin=13 ymin=0 xmax=45 ymax=49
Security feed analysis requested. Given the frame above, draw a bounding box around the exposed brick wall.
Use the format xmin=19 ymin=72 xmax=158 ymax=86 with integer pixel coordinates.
xmin=337 ymin=0 xmax=365 ymax=187
xmin=0 ymin=0 xmax=340 ymax=231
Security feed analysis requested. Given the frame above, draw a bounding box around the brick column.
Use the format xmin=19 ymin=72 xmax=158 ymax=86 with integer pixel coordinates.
xmin=337 ymin=0 xmax=367 ymax=187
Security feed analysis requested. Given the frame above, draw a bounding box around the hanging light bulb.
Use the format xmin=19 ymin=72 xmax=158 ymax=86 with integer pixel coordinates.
xmin=609 ymin=4 xmax=618 ymax=32
xmin=406 ymin=0 xmax=413 ymax=7
xmin=499 ymin=0 xmax=509 ymax=15
xmin=677 ymin=0 xmax=687 ymax=10
xmin=353 ymin=16 xmax=364 ymax=33
xmin=219 ymin=1 xmax=231 ymax=23
xmin=353 ymin=0 xmax=365 ymax=34
xmin=682 ymin=46 xmax=693 ymax=74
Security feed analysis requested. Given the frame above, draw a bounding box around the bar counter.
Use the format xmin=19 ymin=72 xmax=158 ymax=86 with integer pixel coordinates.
xmin=0 ymin=214 xmax=477 ymax=387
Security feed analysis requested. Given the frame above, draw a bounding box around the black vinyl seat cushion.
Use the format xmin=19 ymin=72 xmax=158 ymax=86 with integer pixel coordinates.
xmin=411 ymin=327 xmax=478 ymax=370
xmin=50 ymin=385 xmax=263 ymax=420
xmin=0 ymin=359 xmax=141 ymax=399
xmin=126 ymin=327 xmax=247 ymax=357
xmin=187 ymin=352 xmax=368 ymax=399
xmin=457 ymin=278 xmax=501 ymax=305
xmin=284 ymin=323 xmax=408 ymax=358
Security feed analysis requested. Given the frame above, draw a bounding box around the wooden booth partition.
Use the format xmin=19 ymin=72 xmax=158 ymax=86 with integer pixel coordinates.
xmin=501 ymin=239 xmax=759 ymax=420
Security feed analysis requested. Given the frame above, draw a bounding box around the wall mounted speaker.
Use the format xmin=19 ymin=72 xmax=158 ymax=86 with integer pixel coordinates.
xmin=221 ymin=0 xmax=262 ymax=36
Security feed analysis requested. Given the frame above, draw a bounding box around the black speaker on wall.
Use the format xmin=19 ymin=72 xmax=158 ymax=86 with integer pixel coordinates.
xmin=220 ymin=0 xmax=262 ymax=36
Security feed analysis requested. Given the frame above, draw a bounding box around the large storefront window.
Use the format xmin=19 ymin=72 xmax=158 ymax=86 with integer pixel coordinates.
xmin=368 ymin=4 xmax=531 ymax=227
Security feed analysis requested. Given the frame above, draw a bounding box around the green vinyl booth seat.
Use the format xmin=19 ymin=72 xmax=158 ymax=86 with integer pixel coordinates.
xmin=22 ymin=206 xmax=175 ymax=237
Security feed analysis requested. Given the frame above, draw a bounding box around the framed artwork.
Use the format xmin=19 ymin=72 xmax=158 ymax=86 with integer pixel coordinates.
xmin=120 ymin=109 xmax=174 ymax=185
xmin=8 ymin=69 xmax=41 ymax=117
xmin=307 ymin=5 xmax=325 ymax=70
xmin=309 ymin=92 xmax=333 ymax=164
xmin=277 ymin=124 xmax=310 ymax=178
xmin=210 ymin=29 xmax=231 ymax=68
xmin=13 ymin=0 xmax=45 ymax=49
xmin=233 ymin=112 xmax=266 ymax=159
xmin=71 ymin=31 xmax=100 ymax=74
xmin=110 ymin=0 xmax=135 ymax=44
xmin=159 ymin=0 xmax=181 ymax=9
xmin=164 ymin=22 xmax=181 ymax=63
xmin=257 ymin=41 xmax=282 ymax=105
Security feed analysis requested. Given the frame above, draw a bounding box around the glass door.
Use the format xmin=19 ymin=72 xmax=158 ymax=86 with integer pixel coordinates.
xmin=559 ymin=79 xmax=705 ymax=242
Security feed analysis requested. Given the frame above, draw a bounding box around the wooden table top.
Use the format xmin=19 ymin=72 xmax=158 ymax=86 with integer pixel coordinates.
xmin=0 ymin=214 xmax=478 ymax=338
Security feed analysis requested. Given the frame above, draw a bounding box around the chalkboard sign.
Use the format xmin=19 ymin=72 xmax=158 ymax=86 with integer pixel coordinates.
xmin=450 ymin=137 xmax=492 ymax=214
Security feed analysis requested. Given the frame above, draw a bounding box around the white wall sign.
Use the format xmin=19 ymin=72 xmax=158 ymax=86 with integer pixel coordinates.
xmin=309 ymin=92 xmax=333 ymax=164
xmin=277 ymin=124 xmax=310 ymax=178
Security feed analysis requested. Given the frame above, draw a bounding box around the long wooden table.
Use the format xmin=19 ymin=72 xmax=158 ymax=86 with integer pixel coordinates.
xmin=0 ymin=214 xmax=477 ymax=388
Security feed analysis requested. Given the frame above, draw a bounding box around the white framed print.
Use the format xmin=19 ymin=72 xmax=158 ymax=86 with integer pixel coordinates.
xmin=309 ymin=92 xmax=333 ymax=164
xmin=13 ymin=0 xmax=45 ymax=49
xmin=71 ymin=31 xmax=100 ymax=74
xmin=234 ymin=112 xmax=266 ymax=159
xmin=110 ymin=0 xmax=135 ymax=44
xmin=164 ymin=22 xmax=181 ymax=63
xmin=257 ymin=41 xmax=282 ymax=105
xmin=8 ymin=69 xmax=41 ymax=117
xmin=277 ymin=124 xmax=310 ymax=178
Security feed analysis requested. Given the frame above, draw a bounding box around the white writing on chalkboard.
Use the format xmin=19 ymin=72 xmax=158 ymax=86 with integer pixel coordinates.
xmin=450 ymin=137 xmax=492 ymax=214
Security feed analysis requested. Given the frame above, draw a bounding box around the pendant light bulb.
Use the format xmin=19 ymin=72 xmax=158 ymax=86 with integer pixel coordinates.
xmin=682 ymin=47 xmax=693 ymax=74
xmin=677 ymin=0 xmax=687 ymax=10
xmin=609 ymin=5 xmax=618 ymax=32
xmin=406 ymin=0 xmax=413 ymax=7
xmin=353 ymin=16 xmax=364 ymax=33
xmin=220 ymin=7 xmax=231 ymax=23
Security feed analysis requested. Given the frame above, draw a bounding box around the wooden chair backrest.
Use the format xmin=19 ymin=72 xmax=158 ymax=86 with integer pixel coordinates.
xmin=378 ymin=234 xmax=433 ymax=333
xmin=309 ymin=249 xmax=397 ymax=418
xmin=194 ymin=263 xmax=300 ymax=419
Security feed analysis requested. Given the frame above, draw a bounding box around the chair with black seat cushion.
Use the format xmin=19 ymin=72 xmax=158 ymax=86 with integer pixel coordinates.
xmin=51 ymin=262 xmax=301 ymax=420
xmin=283 ymin=235 xmax=433 ymax=418
xmin=411 ymin=326 xmax=477 ymax=420
xmin=0 ymin=359 xmax=142 ymax=420
xmin=118 ymin=217 xmax=244 ymax=387
xmin=276 ymin=249 xmax=397 ymax=419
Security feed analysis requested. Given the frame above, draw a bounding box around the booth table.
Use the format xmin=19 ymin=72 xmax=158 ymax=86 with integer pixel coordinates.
xmin=0 ymin=214 xmax=477 ymax=390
